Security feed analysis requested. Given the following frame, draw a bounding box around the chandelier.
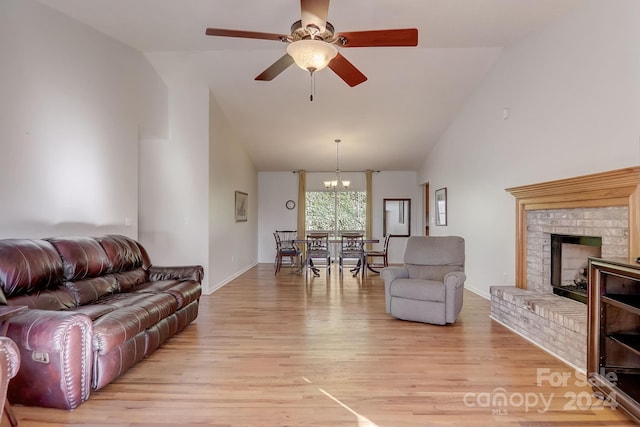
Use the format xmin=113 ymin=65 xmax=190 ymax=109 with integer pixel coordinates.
xmin=324 ymin=139 xmax=350 ymax=189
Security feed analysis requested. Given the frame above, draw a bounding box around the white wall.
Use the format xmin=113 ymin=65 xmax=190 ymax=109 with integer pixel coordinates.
xmin=3 ymin=0 xmax=259 ymax=292
xmin=372 ymin=171 xmax=422 ymax=263
xmin=139 ymin=87 xmax=210 ymax=289
xmin=0 ymin=0 xmax=167 ymax=239
xmin=257 ymin=170 xmax=421 ymax=264
xmin=258 ymin=172 xmax=299 ymax=265
xmin=419 ymin=0 xmax=640 ymax=299
xmin=139 ymin=87 xmax=259 ymax=295
xmin=209 ymin=94 xmax=258 ymax=292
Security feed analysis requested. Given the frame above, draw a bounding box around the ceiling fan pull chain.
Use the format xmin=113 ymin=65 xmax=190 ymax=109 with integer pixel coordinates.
xmin=310 ymin=71 xmax=315 ymax=102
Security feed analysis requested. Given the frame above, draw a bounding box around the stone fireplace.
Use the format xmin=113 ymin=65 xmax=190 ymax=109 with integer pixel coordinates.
xmin=549 ymin=233 xmax=602 ymax=303
xmin=528 ymin=206 xmax=628 ymax=304
xmin=490 ymin=167 xmax=640 ymax=371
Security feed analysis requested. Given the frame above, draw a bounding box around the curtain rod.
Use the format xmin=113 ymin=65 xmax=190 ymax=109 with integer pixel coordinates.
xmin=292 ymin=170 xmax=380 ymax=173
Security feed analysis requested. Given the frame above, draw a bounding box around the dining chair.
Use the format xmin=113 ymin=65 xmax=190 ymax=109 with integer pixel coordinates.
xmin=364 ymin=234 xmax=391 ymax=276
xmin=305 ymin=232 xmax=331 ymax=278
xmin=339 ymin=233 xmax=364 ymax=277
xmin=273 ymin=230 xmax=301 ymax=275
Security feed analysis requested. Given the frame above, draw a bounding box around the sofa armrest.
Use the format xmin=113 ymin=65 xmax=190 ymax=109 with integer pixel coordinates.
xmin=6 ymin=309 xmax=93 ymax=409
xmin=0 ymin=336 xmax=19 ymax=422
xmin=381 ymin=267 xmax=409 ymax=313
xmin=0 ymin=337 xmax=20 ymax=379
xmin=444 ymin=271 xmax=466 ymax=323
xmin=148 ymin=265 xmax=204 ymax=283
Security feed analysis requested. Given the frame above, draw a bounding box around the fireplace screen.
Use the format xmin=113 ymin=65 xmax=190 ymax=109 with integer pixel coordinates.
xmin=550 ymin=234 xmax=602 ymax=303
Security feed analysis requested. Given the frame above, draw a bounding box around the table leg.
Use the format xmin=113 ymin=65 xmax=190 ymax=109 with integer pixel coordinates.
xmin=4 ymin=400 xmax=17 ymax=427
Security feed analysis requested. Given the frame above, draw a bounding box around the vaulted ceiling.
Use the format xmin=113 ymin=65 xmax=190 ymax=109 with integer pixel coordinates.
xmin=36 ymin=0 xmax=582 ymax=172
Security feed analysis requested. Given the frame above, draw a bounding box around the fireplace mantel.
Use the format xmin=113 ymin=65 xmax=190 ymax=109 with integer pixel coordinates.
xmin=506 ymin=167 xmax=640 ymax=289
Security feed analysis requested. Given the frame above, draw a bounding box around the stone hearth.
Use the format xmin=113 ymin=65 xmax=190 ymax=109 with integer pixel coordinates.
xmin=490 ymin=286 xmax=587 ymax=369
xmin=490 ymin=167 xmax=640 ymax=371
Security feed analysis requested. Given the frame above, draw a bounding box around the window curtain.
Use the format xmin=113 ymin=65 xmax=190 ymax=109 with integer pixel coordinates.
xmin=297 ymin=170 xmax=306 ymax=240
xmin=366 ymin=169 xmax=372 ymax=249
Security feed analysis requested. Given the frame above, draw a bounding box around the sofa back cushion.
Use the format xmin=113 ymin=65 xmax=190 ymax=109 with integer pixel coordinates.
xmin=7 ymin=288 xmax=77 ymax=310
xmin=65 ymin=276 xmax=119 ymax=305
xmin=112 ymin=268 xmax=148 ymax=292
xmin=0 ymin=239 xmax=63 ymax=297
xmin=96 ymin=235 xmax=145 ymax=273
xmin=46 ymin=237 xmax=111 ymax=281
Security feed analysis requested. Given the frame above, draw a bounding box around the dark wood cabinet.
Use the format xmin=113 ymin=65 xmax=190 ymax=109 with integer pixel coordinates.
xmin=587 ymin=257 xmax=640 ymax=423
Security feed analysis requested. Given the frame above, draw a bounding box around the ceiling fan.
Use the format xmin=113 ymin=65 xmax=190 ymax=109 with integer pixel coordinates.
xmin=205 ymin=0 xmax=418 ymax=87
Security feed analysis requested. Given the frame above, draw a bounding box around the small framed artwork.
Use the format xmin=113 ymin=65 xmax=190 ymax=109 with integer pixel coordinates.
xmin=435 ymin=187 xmax=447 ymax=226
xmin=235 ymin=191 xmax=248 ymax=222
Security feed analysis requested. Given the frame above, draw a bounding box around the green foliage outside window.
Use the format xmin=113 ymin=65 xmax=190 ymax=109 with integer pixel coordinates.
xmin=306 ymin=191 xmax=366 ymax=236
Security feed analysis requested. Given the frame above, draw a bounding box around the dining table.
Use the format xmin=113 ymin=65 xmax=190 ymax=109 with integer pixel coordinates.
xmin=292 ymin=238 xmax=379 ymax=278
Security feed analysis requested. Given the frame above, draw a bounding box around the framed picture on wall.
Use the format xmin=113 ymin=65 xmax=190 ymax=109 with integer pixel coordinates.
xmin=435 ymin=187 xmax=447 ymax=226
xmin=235 ymin=191 xmax=248 ymax=222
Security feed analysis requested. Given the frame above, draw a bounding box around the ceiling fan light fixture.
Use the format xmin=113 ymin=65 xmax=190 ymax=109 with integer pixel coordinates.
xmin=286 ymin=39 xmax=337 ymax=73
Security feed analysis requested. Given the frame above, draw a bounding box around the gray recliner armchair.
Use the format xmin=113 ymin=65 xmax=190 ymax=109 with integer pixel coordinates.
xmin=381 ymin=236 xmax=465 ymax=325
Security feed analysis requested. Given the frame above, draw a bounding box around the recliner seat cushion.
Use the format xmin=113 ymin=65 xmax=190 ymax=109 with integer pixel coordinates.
xmin=389 ymin=278 xmax=446 ymax=302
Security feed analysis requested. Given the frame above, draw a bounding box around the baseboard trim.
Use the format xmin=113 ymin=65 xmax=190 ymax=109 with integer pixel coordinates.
xmin=205 ymin=262 xmax=258 ymax=295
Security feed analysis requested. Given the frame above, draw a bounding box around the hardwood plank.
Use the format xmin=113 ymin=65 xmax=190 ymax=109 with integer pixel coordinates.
xmin=11 ymin=264 xmax=636 ymax=426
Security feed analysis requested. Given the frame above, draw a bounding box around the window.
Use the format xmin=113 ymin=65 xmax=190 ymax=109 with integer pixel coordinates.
xmin=306 ymin=190 xmax=366 ymax=238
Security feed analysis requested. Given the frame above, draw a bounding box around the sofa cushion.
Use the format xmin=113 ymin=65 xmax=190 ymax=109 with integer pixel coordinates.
xmin=91 ymin=293 xmax=178 ymax=354
xmin=112 ymin=268 xmax=148 ymax=292
xmin=95 ymin=235 xmax=144 ymax=273
xmin=405 ymin=264 xmax=463 ymax=281
xmin=0 ymin=239 xmax=63 ymax=297
xmin=64 ymin=276 xmax=119 ymax=306
xmin=389 ymin=278 xmax=446 ymax=302
xmin=7 ymin=288 xmax=77 ymax=310
xmin=133 ymin=280 xmax=202 ymax=308
xmin=46 ymin=237 xmax=111 ymax=281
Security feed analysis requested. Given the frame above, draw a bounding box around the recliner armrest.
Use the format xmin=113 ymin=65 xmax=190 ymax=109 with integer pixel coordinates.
xmin=443 ymin=271 xmax=466 ymax=323
xmin=444 ymin=271 xmax=466 ymax=288
xmin=147 ymin=265 xmax=204 ymax=283
xmin=381 ymin=267 xmax=409 ymax=313
xmin=381 ymin=267 xmax=409 ymax=284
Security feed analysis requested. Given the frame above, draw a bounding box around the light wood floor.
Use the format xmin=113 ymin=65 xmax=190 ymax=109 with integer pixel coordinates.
xmin=11 ymin=264 xmax=637 ymax=426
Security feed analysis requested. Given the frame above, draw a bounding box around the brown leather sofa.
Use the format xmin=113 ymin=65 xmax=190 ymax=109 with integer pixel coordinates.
xmin=0 ymin=235 xmax=203 ymax=410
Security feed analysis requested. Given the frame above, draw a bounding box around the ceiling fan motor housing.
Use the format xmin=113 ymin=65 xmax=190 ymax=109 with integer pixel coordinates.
xmin=290 ymin=20 xmax=336 ymax=43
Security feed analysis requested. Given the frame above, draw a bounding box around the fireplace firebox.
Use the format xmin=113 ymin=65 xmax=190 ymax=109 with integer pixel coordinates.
xmin=550 ymin=234 xmax=602 ymax=304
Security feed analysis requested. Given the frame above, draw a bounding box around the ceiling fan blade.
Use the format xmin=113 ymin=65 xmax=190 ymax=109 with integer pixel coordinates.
xmin=328 ymin=53 xmax=367 ymax=87
xmin=300 ymin=0 xmax=330 ymax=32
xmin=205 ymin=28 xmax=288 ymax=42
xmin=337 ymin=28 xmax=418 ymax=47
xmin=255 ymin=54 xmax=296 ymax=81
